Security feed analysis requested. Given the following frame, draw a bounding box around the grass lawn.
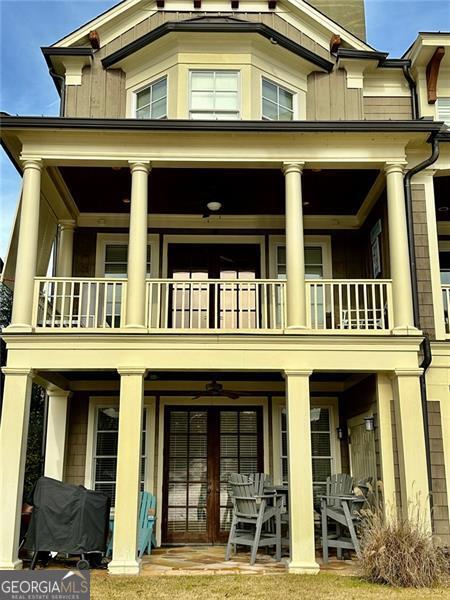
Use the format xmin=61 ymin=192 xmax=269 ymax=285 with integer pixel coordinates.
xmin=90 ymin=573 xmax=450 ymax=600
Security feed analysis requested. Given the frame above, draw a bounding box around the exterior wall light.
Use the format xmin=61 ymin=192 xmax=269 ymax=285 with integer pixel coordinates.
xmin=364 ymin=416 xmax=375 ymax=432
xmin=336 ymin=426 xmax=345 ymax=440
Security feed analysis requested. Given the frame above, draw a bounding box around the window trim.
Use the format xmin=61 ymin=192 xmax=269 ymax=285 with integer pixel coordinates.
xmin=95 ymin=233 xmax=160 ymax=278
xmin=436 ymin=97 xmax=450 ymax=126
xmin=85 ymin=396 xmax=157 ymax=508
xmin=272 ymin=397 xmax=341 ymax=486
xmin=261 ymin=77 xmax=295 ymax=121
xmin=133 ymin=75 xmax=168 ymax=120
xmin=268 ymin=234 xmax=333 ymax=280
xmin=188 ymin=69 xmax=241 ymax=120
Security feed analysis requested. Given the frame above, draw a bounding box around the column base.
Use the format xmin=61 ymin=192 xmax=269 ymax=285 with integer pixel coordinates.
xmin=124 ymin=325 xmax=147 ymax=332
xmin=288 ymin=560 xmax=320 ymax=574
xmin=391 ymin=325 xmax=421 ymax=335
xmin=0 ymin=559 xmax=23 ymax=570
xmin=286 ymin=325 xmax=308 ymax=331
xmin=108 ymin=558 xmax=142 ymax=575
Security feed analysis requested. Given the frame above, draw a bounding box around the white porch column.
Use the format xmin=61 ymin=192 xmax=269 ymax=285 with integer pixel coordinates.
xmin=283 ymin=163 xmax=307 ymax=329
xmin=44 ymin=389 xmax=71 ymax=481
xmin=125 ymin=162 xmax=150 ymax=329
xmin=0 ymin=368 xmax=34 ymax=569
xmin=392 ymin=369 xmax=431 ymax=531
xmin=9 ymin=159 xmax=42 ymax=331
xmin=285 ymin=370 xmax=319 ymax=574
xmin=376 ymin=373 xmax=397 ymax=522
xmin=109 ymin=367 xmax=147 ymax=575
xmin=385 ymin=162 xmax=416 ymax=333
xmin=55 ymin=220 xmax=76 ymax=277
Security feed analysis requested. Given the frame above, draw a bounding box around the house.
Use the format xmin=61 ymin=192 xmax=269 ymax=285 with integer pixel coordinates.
xmin=0 ymin=0 xmax=449 ymax=576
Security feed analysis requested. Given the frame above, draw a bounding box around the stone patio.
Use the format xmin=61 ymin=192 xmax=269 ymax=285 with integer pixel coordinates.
xmin=136 ymin=546 xmax=357 ymax=576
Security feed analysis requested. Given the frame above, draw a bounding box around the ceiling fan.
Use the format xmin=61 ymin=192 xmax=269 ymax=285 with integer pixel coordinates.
xmin=191 ymin=380 xmax=253 ymax=400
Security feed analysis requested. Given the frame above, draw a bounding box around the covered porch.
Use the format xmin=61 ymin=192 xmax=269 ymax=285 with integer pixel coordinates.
xmin=4 ymin=366 xmax=428 ymax=575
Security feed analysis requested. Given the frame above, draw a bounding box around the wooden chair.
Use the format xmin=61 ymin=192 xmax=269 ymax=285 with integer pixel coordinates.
xmin=107 ymin=491 xmax=156 ymax=558
xmin=321 ymin=474 xmax=366 ymax=562
xmin=248 ymin=473 xmax=273 ymax=495
xmin=225 ymin=473 xmax=281 ymax=565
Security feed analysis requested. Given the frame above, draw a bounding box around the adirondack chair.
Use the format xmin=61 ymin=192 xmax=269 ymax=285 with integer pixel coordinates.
xmin=248 ymin=473 xmax=273 ymax=495
xmin=225 ymin=473 xmax=281 ymax=566
xmin=321 ymin=474 xmax=366 ymax=562
xmin=106 ymin=491 xmax=156 ymax=558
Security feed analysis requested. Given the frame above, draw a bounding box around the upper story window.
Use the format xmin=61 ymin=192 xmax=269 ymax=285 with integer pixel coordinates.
xmin=262 ymin=78 xmax=294 ymax=121
xmin=437 ymin=98 xmax=450 ymax=126
xmin=190 ymin=71 xmax=240 ymax=120
xmin=136 ymin=77 xmax=167 ymax=119
xmin=104 ymin=244 xmax=152 ymax=277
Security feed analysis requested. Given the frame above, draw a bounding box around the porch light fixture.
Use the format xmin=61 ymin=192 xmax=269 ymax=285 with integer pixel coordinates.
xmin=206 ymin=201 xmax=222 ymax=212
xmin=336 ymin=426 xmax=345 ymax=440
xmin=122 ymin=197 xmax=131 ymax=204
xmin=438 ymin=206 xmax=449 ymax=212
xmin=364 ymin=416 xmax=375 ymax=432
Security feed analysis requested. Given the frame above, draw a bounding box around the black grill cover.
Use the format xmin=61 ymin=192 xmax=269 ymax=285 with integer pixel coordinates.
xmin=24 ymin=477 xmax=110 ymax=554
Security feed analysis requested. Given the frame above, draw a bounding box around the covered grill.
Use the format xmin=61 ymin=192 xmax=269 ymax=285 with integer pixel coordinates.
xmin=24 ymin=477 xmax=110 ymax=568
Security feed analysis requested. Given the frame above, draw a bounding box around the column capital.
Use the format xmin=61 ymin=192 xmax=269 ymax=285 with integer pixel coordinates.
xmin=284 ymin=369 xmax=313 ymax=378
xmin=1 ymin=367 xmax=35 ymax=378
xmin=117 ymin=367 xmax=148 ymax=377
xmin=58 ymin=219 xmax=76 ymax=231
xmin=394 ymin=368 xmax=424 ymax=378
xmin=282 ymin=162 xmax=305 ymax=175
xmin=46 ymin=385 xmax=72 ymax=398
xmin=20 ymin=157 xmax=43 ymax=172
xmin=384 ymin=162 xmax=407 ymax=176
xmin=128 ymin=161 xmax=151 ymax=174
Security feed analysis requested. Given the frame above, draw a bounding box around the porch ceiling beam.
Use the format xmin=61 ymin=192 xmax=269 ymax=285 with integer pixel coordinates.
xmin=355 ymin=171 xmax=386 ymax=226
xmin=34 ymin=371 xmax=71 ymax=392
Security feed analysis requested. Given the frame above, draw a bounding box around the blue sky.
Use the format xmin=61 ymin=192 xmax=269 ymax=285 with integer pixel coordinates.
xmin=1 ymin=0 xmax=449 ymax=260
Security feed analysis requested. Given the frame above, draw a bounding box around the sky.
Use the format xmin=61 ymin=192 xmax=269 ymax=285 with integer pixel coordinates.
xmin=1 ymin=0 xmax=450 ymax=261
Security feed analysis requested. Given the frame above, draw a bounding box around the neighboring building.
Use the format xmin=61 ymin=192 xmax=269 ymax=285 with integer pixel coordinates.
xmin=0 ymin=0 xmax=449 ymax=575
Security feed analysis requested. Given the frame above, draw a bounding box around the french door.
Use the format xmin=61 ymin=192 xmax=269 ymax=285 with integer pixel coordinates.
xmin=167 ymin=244 xmax=261 ymax=329
xmin=162 ymin=406 xmax=263 ymax=544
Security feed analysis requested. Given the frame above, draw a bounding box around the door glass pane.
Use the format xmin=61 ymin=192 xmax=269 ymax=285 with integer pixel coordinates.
xmin=166 ymin=410 xmax=208 ymax=537
xmin=219 ymin=409 xmax=259 ymax=532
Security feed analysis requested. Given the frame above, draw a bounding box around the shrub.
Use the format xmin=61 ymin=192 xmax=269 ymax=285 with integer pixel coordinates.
xmin=358 ymin=504 xmax=448 ymax=588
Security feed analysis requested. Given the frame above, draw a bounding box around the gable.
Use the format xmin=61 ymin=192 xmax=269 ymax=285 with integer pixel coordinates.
xmin=52 ymin=0 xmax=372 ymax=53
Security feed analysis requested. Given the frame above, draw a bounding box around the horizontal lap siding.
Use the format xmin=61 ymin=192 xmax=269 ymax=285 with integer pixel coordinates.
xmin=363 ymin=97 xmax=412 ymax=120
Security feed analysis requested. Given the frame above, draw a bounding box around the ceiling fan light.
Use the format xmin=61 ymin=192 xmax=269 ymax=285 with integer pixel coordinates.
xmin=206 ymin=201 xmax=222 ymax=212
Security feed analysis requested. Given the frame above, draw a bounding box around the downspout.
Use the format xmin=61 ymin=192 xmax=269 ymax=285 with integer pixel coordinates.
xmin=403 ymin=134 xmax=440 ymax=521
xmin=49 ymin=69 xmax=66 ymax=117
xmin=402 ymin=64 xmax=419 ymax=119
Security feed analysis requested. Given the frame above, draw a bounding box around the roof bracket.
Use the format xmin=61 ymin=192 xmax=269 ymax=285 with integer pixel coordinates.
xmin=426 ymin=47 xmax=445 ymax=104
xmin=156 ymin=0 xmax=165 ymax=7
xmin=231 ymin=0 xmax=239 ymax=8
xmin=268 ymin=1 xmax=277 ymax=9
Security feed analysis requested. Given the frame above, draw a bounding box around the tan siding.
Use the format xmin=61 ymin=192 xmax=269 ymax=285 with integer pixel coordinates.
xmin=363 ymin=97 xmax=412 ymax=120
xmin=411 ymin=184 xmax=436 ymax=339
xmin=64 ymin=11 xmax=334 ymax=118
xmin=64 ymin=395 xmax=88 ymax=486
xmin=428 ymin=401 xmax=450 ymax=546
xmin=72 ymin=229 xmax=97 ymax=277
xmin=307 ymin=70 xmax=363 ymax=120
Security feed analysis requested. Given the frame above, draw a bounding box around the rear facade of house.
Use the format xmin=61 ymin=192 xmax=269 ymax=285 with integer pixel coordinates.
xmin=0 ymin=0 xmax=449 ymax=575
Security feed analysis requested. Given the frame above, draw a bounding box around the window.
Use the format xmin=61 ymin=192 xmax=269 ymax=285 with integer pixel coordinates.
xmin=190 ymin=71 xmax=239 ymax=120
xmin=276 ymin=246 xmax=324 ymax=280
xmin=437 ymin=98 xmax=450 ymax=126
xmin=280 ymin=406 xmax=333 ymax=499
xmin=262 ymin=79 xmax=294 ymax=121
xmin=104 ymin=244 xmax=152 ymax=278
xmin=136 ymin=77 xmax=167 ymax=119
xmin=93 ymin=406 xmax=147 ymax=506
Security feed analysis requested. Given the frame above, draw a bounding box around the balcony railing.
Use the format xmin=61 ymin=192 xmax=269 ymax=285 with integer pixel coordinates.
xmin=306 ymin=279 xmax=393 ymax=332
xmin=443 ymin=285 xmax=450 ymax=335
xmin=32 ymin=277 xmax=393 ymax=333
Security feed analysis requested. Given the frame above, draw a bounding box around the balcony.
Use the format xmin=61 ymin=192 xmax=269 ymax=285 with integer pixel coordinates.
xmin=33 ymin=277 xmax=393 ymax=334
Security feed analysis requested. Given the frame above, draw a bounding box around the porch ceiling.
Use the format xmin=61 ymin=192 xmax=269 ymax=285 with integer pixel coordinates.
xmin=434 ymin=176 xmax=450 ymax=220
xmin=58 ymin=167 xmax=379 ymax=216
